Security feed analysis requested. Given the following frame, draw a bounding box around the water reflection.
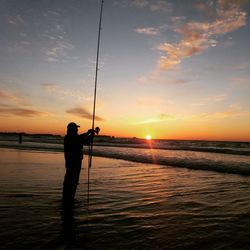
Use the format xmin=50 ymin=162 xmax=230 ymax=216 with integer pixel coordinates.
xmin=60 ymin=202 xmax=77 ymax=247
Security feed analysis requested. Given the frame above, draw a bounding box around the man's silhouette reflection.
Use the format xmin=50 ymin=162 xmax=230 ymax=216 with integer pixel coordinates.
xmin=61 ymin=204 xmax=77 ymax=246
xmin=63 ymin=122 xmax=96 ymax=204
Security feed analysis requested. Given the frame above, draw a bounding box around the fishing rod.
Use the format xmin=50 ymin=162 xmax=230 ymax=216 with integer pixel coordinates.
xmin=87 ymin=0 xmax=104 ymax=201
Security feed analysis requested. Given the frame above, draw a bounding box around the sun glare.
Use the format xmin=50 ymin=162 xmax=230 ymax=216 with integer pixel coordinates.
xmin=146 ymin=135 xmax=151 ymax=140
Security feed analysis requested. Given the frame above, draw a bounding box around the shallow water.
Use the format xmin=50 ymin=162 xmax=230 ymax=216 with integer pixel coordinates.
xmin=0 ymin=148 xmax=250 ymax=249
xmin=1 ymin=137 xmax=250 ymax=175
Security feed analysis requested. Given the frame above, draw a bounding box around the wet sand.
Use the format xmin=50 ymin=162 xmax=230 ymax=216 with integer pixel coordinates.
xmin=0 ymin=148 xmax=249 ymax=249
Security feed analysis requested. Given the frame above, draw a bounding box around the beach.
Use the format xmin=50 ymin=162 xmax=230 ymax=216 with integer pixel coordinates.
xmin=0 ymin=147 xmax=249 ymax=249
xmin=1 ymin=0 xmax=250 ymax=249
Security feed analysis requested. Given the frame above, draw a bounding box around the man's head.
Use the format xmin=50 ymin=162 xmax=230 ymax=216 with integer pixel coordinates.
xmin=67 ymin=122 xmax=80 ymax=134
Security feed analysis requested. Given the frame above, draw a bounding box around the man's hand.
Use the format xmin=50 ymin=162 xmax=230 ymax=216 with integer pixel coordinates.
xmin=87 ymin=129 xmax=95 ymax=135
xmin=88 ymin=127 xmax=100 ymax=136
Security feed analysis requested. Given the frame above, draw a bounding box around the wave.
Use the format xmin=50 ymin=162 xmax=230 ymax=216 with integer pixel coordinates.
xmin=0 ymin=141 xmax=250 ymax=176
xmin=95 ymin=142 xmax=250 ymax=156
xmin=91 ymin=147 xmax=250 ymax=176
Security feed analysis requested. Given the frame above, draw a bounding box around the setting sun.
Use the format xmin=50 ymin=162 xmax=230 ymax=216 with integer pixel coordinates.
xmin=0 ymin=0 xmax=249 ymax=143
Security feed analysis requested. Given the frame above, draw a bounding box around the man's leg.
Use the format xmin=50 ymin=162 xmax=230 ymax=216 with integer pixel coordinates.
xmin=71 ymin=161 xmax=82 ymax=199
xmin=63 ymin=168 xmax=75 ymax=203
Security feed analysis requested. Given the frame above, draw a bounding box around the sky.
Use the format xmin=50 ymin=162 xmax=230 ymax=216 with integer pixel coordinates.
xmin=0 ymin=0 xmax=250 ymax=141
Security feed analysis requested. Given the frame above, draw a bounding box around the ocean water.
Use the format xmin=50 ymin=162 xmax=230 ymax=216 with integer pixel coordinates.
xmin=0 ymin=134 xmax=249 ymax=175
xmin=0 ymin=137 xmax=250 ymax=249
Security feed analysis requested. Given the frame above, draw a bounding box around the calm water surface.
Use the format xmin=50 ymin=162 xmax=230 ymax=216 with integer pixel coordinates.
xmin=0 ymin=148 xmax=249 ymax=249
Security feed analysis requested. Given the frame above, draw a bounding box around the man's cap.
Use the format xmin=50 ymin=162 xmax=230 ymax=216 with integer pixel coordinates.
xmin=67 ymin=122 xmax=80 ymax=130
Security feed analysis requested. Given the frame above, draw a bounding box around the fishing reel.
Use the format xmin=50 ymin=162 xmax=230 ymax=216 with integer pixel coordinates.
xmin=88 ymin=127 xmax=100 ymax=135
xmin=94 ymin=126 xmax=100 ymax=135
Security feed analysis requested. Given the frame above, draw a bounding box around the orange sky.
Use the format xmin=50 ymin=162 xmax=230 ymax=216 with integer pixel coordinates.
xmin=0 ymin=1 xmax=250 ymax=142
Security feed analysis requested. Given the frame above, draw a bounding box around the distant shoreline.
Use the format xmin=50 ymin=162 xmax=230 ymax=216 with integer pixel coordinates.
xmin=0 ymin=131 xmax=249 ymax=143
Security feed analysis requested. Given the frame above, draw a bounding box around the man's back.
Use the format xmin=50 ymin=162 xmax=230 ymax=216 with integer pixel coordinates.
xmin=64 ymin=134 xmax=84 ymax=162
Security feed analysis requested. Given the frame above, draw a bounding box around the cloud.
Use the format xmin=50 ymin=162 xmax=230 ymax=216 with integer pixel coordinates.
xmin=158 ymin=1 xmax=247 ymax=70
xmin=0 ymin=89 xmax=48 ymax=117
xmin=208 ymin=94 xmax=228 ymax=102
xmin=0 ymin=90 xmax=30 ymax=106
xmin=46 ymin=40 xmax=75 ymax=62
xmin=0 ymin=107 xmax=48 ymax=117
xmin=191 ymin=94 xmax=228 ymax=107
xmin=136 ymin=0 xmax=171 ymax=12
xmin=134 ymin=24 xmax=170 ymax=37
xmin=134 ymin=27 xmax=159 ymax=36
xmin=43 ymin=10 xmax=61 ymax=17
xmin=203 ymin=93 xmax=228 ymax=103
xmin=42 ymin=83 xmax=59 ymax=92
xmin=137 ymin=69 xmax=190 ymax=84
xmin=41 ymin=83 xmax=92 ymax=101
xmin=233 ymin=77 xmax=250 ymax=86
xmin=157 ymin=36 xmax=209 ymax=69
xmin=136 ymin=113 xmax=175 ymax=124
xmin=66 ymin=107 xmax=105 ymax=122
xmin=117 ymin=0 xmax=171 ymax=12
xmin=171 ymin=16 xmax=187 ymax=23
xmin=39 ymin=16 xmax=75 ymax=63
xmin=7 ymin=14 xmax=24 ymax=25
xmin=192 ymin=104 xmax=248 ymax=120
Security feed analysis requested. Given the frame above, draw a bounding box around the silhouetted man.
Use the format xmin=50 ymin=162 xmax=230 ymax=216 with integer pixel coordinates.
xmin=63 ymin=122 xmax=96 ymax=204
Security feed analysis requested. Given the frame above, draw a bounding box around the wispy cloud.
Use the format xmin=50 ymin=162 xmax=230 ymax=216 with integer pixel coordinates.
xmin=134 ymin=24 xmax=170 ymax=36
xmin=7 ymin=14 xmax=24 ymax=25
xmin=137 ymin=69 xmax=190 ymax=84
xmin=191 ymin=94 xmax=228 ymax=106
xmin=0 ymin=89 xmax=48 ymax=117
xmin=158 ymin=1 xmax=247 ymax=70
xmin=66 ymin=106 xmax=105 ymax=122
xmin=46 ymin=40 xmax=75 ymax=62
xmin=42 ymin=83 xmax=92 ymax=101
xmin=207 ymin=94 xmax=228 ymax=102
xmin=136 ymin=113 xmax=175 ymax=124
xmin=171 ymin=16 xmax=187 ymax=22
xmin=191 ymin=104 xmax=248 ymax=120
xmin=134 ymin=27 xmax=159 ymax=36
xmin=43 ymin=10 xmax=61 ymax=17
xmin=39 ymin=10 xmax=76 ymax=63
xmin=0 ymin=107 xmax=47 ymax=117
xmin=42 ymin=83 xmax=59 ymax=92
xmin=116 ymin=0 xmax=171 ymax=12
xmin=233 ymin=77 xmax=250 ymax=86
xmin=5 ymin=7 xmax=75 ymax=62
xmin=0 ymin=89 xmax=30 ymax=106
